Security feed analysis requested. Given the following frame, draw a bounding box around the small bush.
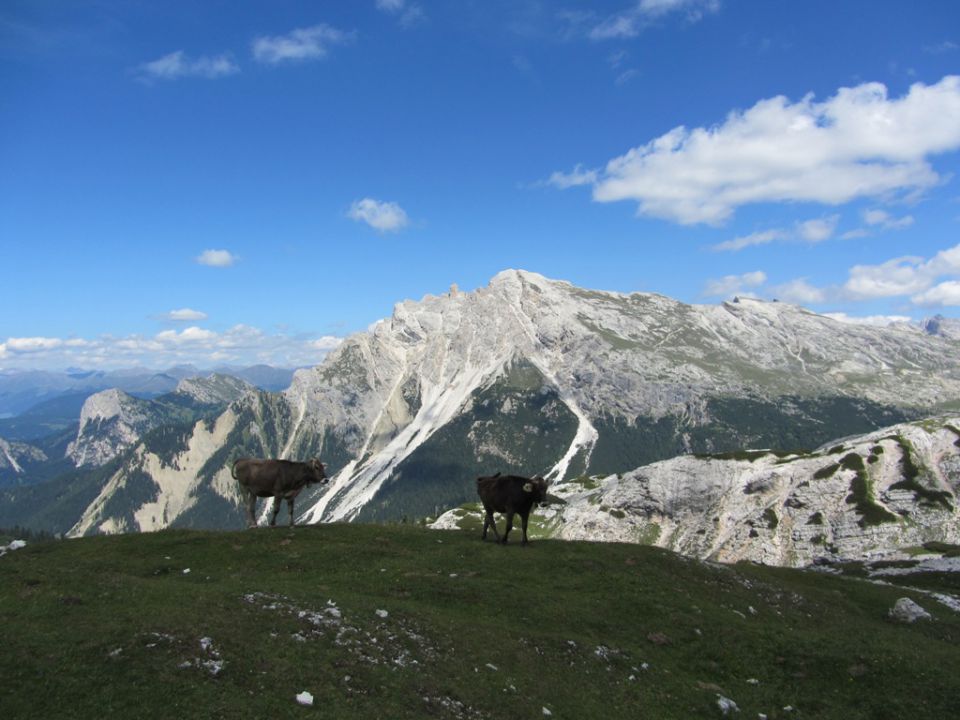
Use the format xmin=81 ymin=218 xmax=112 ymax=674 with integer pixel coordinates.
xmin=763 ymin=507 xmax=779 ymax=530
xmin=814 ymin=463 xmax=840 ymax=480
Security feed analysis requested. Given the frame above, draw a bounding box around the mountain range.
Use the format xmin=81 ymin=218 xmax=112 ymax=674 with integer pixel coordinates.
xmin=0 ymin=364 xmax=297 ymax=423
xmin=2 ymin=270 xmax=960 ymax=560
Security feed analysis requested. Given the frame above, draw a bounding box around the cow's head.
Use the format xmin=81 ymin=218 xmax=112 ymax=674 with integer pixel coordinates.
xmin=309 ymin=459 xmax=328 ymax=484
xmin=522 ymin=476 xmax=549 ymax=504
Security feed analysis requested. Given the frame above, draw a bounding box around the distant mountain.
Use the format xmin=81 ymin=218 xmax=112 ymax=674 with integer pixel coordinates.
xmin=212 ymin=364 xmax=297 ymax=392
xmin=0 ymin=436 xmax=48 ymax=487
xmin=434 ymin=415 xmax=960 ymax=566
xmin=0 ymin=365 xmax=293 ymax=420
xmin=16 ymin=269 xmax=959 ymax=540
xmin=66 ymin=374 xmax=255 ymax=468
xmin=0 ymin=392 xmax=88 ymax=442
xmin=0 ymin=367 xmax=193 ymax=417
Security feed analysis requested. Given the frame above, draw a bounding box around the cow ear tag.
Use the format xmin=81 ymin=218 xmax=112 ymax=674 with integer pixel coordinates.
xmin=523 ymin=482 xmax=533 ymax=492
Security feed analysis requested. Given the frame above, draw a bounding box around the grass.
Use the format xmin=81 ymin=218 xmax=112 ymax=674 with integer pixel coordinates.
xmin=889 ymin=438 xmax=954 ymax=511
xmin=2 ymin=525 xmax=960 ymax=719
xmin=841 ymin=454 xmax=899 ymax=527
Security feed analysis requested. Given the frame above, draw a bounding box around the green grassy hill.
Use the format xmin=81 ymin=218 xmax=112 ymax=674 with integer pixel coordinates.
xmin=1 ymin=525 xmax=959 ymax=719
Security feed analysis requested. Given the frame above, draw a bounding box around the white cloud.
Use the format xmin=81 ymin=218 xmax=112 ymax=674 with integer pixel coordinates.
xmin=136 ymin=51 xmax=239 ymax=81
xmin=252 ymin=24 xmax=352 ymax=64
xmin=156 ymin=326 xmax=217 ymax=344
xmin=912 ymin=280 xmax=960 ymax=307
xmin=591 ymin=0 xmax=720 ymax=39
xmin=703 ymin=270 xmax=766 ymax=298
xmin=840 ymin=228 xmax=871 ymax=240
xmin=555 ymin=76 xmax=960 ymax=225
xmin=844 ymin=256 xmax=931 ymax=299
xmin=711 ymin=214 xmax=836 ymax=252
xmin=544 ymin=164 xmax=598 ymax=189
xmin=822 ymin=313 xmax=913 ymax=327
xmin=4 ymin=337 xmax=65 ymax=353
xmin=924 ymin=41 xmax=959 ymax=54
xmin=863 ymin=208 xmax=915 ymax=230
xmin=711 ymin=229 xmax=786 ymax=252
xmin=843 ymin=242 xmax=960 ymax=300
xmin=375 ymin=0 xmax=425 ymax=26
xmin=796 ymin=214 xmax=839 ymax=243
xmin=310 ymin=336 xmax=344 ymax=351
xmin=161 ymin=308 xmax=208 ymax=322
xmin=348 ymin=198 xmax=410 ymax=232
xmin=196 ymin=249 xmax=237 ymax=267
xmin=771 ymin=279 xmax=826 ymax=305
xmin=0 ymin=326 xmax=344 ymax=370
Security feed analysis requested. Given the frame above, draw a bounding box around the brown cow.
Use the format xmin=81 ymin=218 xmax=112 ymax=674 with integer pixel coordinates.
xmin=232 ymin=458 xmax=328 ymax=528
xmin=477 ymin=473 xmax=549 ymax=545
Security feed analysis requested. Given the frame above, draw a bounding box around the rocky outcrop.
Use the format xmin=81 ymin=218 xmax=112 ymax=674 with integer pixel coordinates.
xmin=174 ymin=374 xmax=254 ymax=406
xmin=434 ymin=416 xmax=960 ymax=567
xmin=0 ymin=437 xmax=47 ymax=484
xmin=65 ymin=389 xmax=165 ymax=467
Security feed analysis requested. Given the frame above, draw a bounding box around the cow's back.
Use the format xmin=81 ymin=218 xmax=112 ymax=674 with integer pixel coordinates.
xmin=234 ymin=459 xmax=281 ymax=495
xmin=477 ymin=474 xmax=520 ymax=512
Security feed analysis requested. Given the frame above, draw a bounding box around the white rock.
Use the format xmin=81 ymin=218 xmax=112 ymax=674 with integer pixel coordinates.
xmin=296 ymin=691 xmax=314 ymax=706
xmin=717 ymin=695 xmax=740 ymax=714
xmin=889 ymin=597 xmax=932 ymax=623
xmin=376 ymin=609 xmax=389 ymax=618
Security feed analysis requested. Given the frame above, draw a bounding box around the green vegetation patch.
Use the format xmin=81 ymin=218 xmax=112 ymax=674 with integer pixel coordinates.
xmin=567 ymin=475 xmax=602 ymax=491
xmin=576 ymin=315 xmax=644 ymax=350
xmin=945 ymin=425 xmax=960 ymax=448
xmin=590 ymin=395 xmax=916 ymax=479
xmin=841 ymin=454 xmax=898 ymax=527
xmin=635 ymin=522 xmax=661 ymax=545
xmin=814 ymin=463 xmax=841 ymax=480
xmin=889 ymin=439 xmax=954 ymax=510
xmin=763 ymin=507 xmax=779 ymax=530
xmin=922 ymin=542 xmax=960 ymax=558
xmin=2 ymin=526 xmax=960 ymax=720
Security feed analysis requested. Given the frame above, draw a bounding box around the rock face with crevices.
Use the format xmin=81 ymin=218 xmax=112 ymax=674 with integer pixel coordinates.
xmin=435 ymin=416 xmax=960 ymax=567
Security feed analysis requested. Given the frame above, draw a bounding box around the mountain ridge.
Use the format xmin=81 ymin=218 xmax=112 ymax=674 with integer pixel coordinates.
xmin=4 ymin=270 xmax=960 ymax=544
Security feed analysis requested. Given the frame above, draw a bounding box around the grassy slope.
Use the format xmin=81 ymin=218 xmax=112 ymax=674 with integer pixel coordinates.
xmin=1 ymin=525 xmax=959 ymax=719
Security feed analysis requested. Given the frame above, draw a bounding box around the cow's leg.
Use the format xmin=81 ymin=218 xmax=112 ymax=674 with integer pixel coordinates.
xmin=269 ymin=497 xmax=282 ymax=526
xmin=501 ymin=511 xmax=515 ymax=544
xmin=244 ymin=491 xmax=258 ymax=529
xmin=287 ymin=497 xmax=295 ymax=527
xmin=482 ymin=509 xmax=500 ymax=542
xmin=521 ymin=512 xmax=531 ymax=545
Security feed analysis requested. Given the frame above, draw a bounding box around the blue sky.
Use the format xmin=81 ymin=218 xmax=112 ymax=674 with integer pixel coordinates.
xmin=2 ymin=0 xmax=959 ymax=370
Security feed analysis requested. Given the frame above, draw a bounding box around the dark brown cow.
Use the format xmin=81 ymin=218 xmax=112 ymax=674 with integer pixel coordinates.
xmin=477 ymin=473 xmax=549 ymax=545
xmin=232 ymin=458 xmax=328 ymax=528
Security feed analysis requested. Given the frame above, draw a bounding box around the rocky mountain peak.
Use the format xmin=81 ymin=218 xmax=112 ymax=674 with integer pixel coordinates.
xmin=174 ymin=373 xmax=254 ymax=405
